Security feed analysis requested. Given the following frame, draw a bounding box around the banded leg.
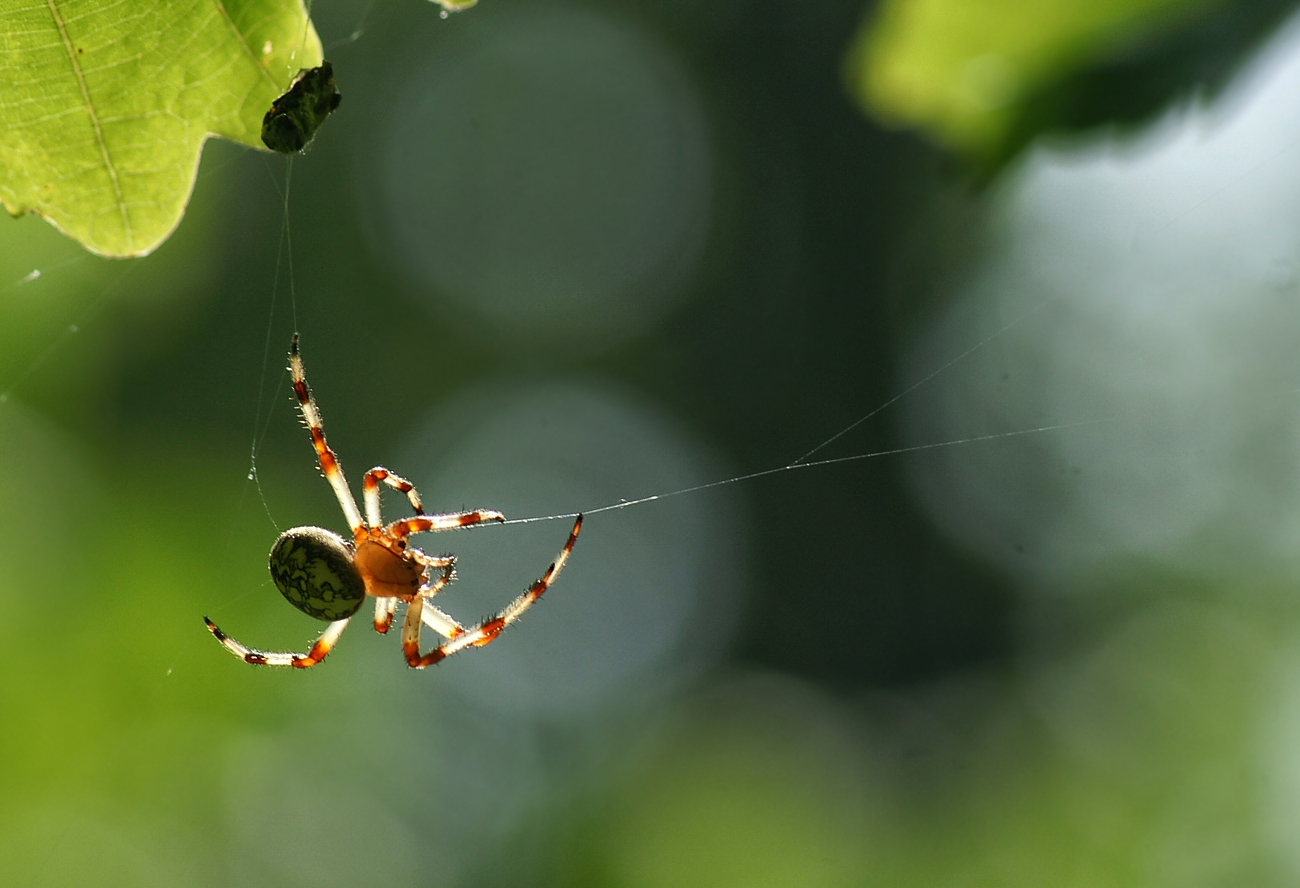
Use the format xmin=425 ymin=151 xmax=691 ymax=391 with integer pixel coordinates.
xmin=404 ymin=514 xmax=582 ymax=669
xmin=416 ymin=559 xmax=467 ymax=637
xmin=413 ymin=554 xmax=463 ymax=637
xmin=420 ymin=602 xmax=466 ymax=639
xmin=204 ymin=615 xmax=351 ymax=668
xmin=402 ymin=554 xmax=466 ymax=645
xmin=290 ymin=334 xmax=364 ymax=533
xmin=373 ymin=597 xmax=398 ymax=634
xmin=363 ymin=466 xmax=425 ymax=527
xmin=388 ymin=510 xmax=505 ymax=538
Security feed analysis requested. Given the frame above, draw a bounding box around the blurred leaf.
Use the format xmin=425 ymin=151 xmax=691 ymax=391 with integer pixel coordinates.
xmin=848 ymin=0 xmax=1300 ymax=168
xmin=433 ymin=0 xmax=479 ymax=10
xmin=0 ymin=0 xmax=321 ymax=258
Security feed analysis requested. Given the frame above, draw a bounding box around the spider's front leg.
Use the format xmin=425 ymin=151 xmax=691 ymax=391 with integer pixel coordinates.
xmin=363 ymin=466 xmax=426 ymax=527
xmin=290 ymin=334 xmax=365 ymax=534
xmin=204 ymin=616 xmax=352 ymax=668
xmin=402 ymin=514 xmax=582 ymax=669
xmin=387 ymin=510 xmax=506 ymax=538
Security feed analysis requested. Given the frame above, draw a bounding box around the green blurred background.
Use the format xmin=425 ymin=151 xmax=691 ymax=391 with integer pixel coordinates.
xmin=5 ymin=0 xmax=1300 ymax=884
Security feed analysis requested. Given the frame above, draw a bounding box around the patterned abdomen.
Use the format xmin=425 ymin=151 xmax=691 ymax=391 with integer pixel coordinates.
xmin=269 ymin=526 xmax=367 ymax=621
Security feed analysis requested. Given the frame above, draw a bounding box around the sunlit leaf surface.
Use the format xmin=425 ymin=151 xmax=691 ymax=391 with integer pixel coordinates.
xmin=0 ymin=0 xmax=321 ymax=257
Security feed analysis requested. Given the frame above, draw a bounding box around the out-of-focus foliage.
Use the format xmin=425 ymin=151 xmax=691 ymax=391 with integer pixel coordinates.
xmin=553 ymin=606 xmax=1296 ymax=887
xmin=848 ymin=0 xmax=1300 ymax=167
xmin=0 ymin=0 xmax=321 ymax=257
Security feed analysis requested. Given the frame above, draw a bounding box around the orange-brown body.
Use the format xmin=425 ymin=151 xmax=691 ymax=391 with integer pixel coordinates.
xmin=354 ymin=536 xmax=422 ymax=600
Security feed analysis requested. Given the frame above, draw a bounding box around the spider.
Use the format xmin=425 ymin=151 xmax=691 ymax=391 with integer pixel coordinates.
xmin=204 ymin=334 xmax=582 ymax=669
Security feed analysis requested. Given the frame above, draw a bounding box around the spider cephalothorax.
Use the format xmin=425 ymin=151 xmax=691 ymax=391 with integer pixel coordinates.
xmin=205 ymin=335 xmax=582 ymax=669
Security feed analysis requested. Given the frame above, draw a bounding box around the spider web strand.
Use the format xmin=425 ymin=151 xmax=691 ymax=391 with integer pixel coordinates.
xmin=790 ymin=296 xmax=1056 ymax=466
xmin=498 ymin=419 xmax=1105 ymax=527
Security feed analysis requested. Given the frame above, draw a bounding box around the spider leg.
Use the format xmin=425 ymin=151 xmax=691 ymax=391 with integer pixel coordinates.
xmin=374 ymin=597 xmax=398 ymax=634
xmin=204 ymin=615 xmax=351 ymax=668
xmin=363 ymin=466 xmax=426 ymax=527
xmin=290 ymin=334 xmax=364 ymax=534
xmin=415 ymin=557 xmax=466 ymax=638
xmin=402 ymin=514 xmax=582 ymax=669
xmin=420 ymin=602 xmax=466 ymax=639
xmin=387 ymin=510 xmax=505 ymax=538
xmin=418 ymin=554 xmax=457 ymax=597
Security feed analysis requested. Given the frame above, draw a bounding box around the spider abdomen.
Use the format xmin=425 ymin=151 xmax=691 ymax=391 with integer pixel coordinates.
xmin=354 ymin=540 xmax=424 ymax=600
xmin=269 ymin=526 xmax=367 ymax=621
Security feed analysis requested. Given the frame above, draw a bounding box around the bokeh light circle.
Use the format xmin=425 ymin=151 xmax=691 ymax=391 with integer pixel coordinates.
xmin=378 ymin=5 xmax=712 ymax=349
xmin=395 ymin=377 xmax=745 ymax=716
xmin=900 ymin=19 xmax=1300 ymax=591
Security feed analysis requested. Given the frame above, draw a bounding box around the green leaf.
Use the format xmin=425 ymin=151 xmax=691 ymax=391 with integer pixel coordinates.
xmin=846 ymin=0 xmax=1299 ymax=167
xmin=0 ymin=0 xmax=322 ymax=258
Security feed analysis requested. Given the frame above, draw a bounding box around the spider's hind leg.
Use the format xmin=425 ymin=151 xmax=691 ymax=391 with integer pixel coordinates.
xmin=204 ymin=616 xmax=351 ymax=668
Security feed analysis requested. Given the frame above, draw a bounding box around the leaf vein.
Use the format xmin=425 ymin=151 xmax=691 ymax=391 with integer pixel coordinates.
xmin=43 ymin=0 xmax=133 ymax=249
xmin=211 ymin=0 xmax=278 ymax=88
